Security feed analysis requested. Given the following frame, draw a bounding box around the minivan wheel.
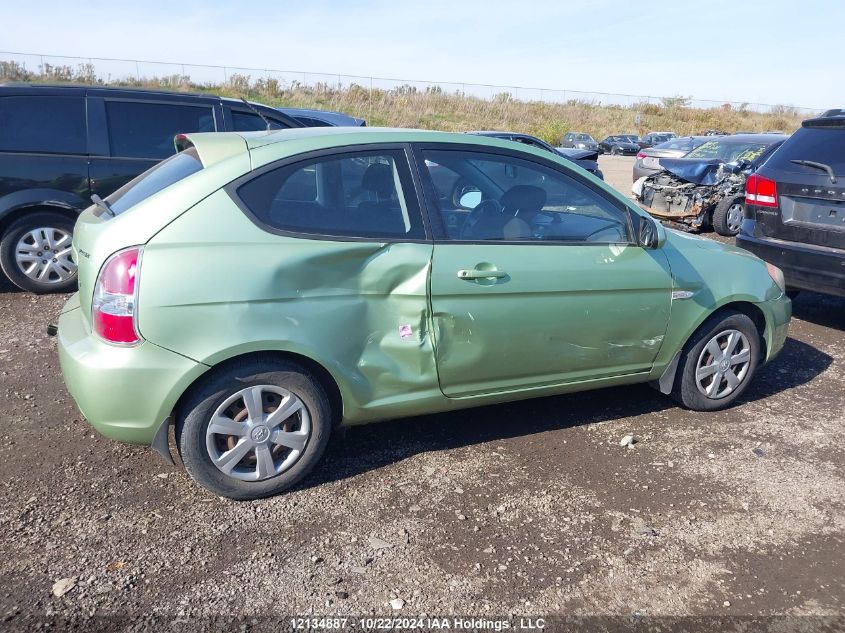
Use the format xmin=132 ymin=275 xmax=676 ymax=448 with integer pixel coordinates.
xmin=712 ymin=197 xmax=744 ymax=236
xmin=0 ymin=212 xmax=77 ymax=293
xmin=177 ymin=359 xmax=332 ymax=500
xmin=671 ymin=310 xmax=760 ymax=411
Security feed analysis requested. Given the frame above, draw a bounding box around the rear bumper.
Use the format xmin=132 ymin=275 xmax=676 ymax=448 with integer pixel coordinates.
xmin=737 ymin=231 xmax=845 ymax=298
xmin=57 ymin=299 xmax=209 ymax=444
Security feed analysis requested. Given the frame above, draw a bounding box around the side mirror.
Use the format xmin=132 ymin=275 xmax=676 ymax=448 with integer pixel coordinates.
xmin=638 ymin=216 xmax=666 ymax=249
xmin=458 ymin=188 xmax=482 ymax=209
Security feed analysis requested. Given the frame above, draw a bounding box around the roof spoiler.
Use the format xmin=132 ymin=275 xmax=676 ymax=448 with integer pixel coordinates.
xmin=172 ymin=132 xmax=250 ymax=167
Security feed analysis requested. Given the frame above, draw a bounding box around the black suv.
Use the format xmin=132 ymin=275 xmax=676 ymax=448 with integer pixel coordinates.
xmin=737 ymin=112 xmax=845 ymax=298
xmin=0 ymin=84 xmax=301 ymax=293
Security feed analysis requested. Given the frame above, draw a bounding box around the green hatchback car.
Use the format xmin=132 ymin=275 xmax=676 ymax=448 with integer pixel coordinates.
xmin=56 ymin=128 xmax=791 ymax=500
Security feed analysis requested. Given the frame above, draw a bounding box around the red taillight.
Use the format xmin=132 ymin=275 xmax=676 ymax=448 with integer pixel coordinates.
xmin=636 ymin=152 xmax=646 ymax=159
xmin=746 ymin=173 xmax=778 ymax=208
xmin=92 ymin=247 xmax=143 ymax=345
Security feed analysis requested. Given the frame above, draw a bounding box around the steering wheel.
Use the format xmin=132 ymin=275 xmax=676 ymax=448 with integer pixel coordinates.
xmin=460 ymin=198 xmax=503 ymax=240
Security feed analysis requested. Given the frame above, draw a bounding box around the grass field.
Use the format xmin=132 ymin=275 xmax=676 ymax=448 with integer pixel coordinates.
xmin=2 ymin=60 xmax=810 ymax=144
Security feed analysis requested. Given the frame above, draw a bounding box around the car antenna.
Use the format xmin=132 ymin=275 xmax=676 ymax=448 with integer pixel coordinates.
xmin=240 ymin=97 xmax=273 ymax=131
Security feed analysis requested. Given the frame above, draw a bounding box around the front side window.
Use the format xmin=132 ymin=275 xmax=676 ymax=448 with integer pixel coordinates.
xmin=420 ymin=149 xmax=631 ymax=243
xmin=105 ymin=100 xmax=215 ymax=159
xmin=235 ymin=150 xmax=425 ymax=239
xmin=0 ymin=95 xmax=86 ymax=154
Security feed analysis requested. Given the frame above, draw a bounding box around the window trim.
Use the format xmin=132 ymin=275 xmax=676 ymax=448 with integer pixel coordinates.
xmin=410 ymin=142 xmax=636 ymax=246
xmin=225 ymin=143 xmax=431 ymax=243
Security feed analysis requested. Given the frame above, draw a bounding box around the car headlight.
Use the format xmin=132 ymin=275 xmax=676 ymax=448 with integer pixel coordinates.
xmin=766 ymin=262 xmax=786 ymax=294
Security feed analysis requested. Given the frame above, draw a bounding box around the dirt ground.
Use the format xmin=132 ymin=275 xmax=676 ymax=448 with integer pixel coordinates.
xmin=0 ymin=155 xmax=843 ymax=630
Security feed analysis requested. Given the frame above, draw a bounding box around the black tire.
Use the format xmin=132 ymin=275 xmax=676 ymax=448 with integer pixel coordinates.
xmin=712 ymin=196 xmax=744 ymax=237
xmin=0 ymin=211 xmax=77 ymax=293
xmin=671 ymin=310 xmax=761 ymax=411
xmin=177 ymin=358 xmax=332 ymax=500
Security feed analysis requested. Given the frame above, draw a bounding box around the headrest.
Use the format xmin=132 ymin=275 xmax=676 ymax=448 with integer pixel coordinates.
xmin=500 ymin=185 xmax=547 ymax=215
xmin=362 ymin=163 xmax=395 ymax=195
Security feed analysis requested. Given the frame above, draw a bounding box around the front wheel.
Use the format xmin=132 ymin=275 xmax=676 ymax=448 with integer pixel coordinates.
xmin=671 ymin=310 xmax=761 ymax=411
xmin=611 ymin=146 xmax=621 ymax=156
xmin=0 ymin=211 xmax=77 ymax=293
xmin=712 ymin=197 xmax=744 ymax=236
xmin=177 ymin=359 xmax=332 ymax=500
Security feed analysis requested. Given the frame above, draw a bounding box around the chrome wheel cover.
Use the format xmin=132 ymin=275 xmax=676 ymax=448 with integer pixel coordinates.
xmin=695 ymin=329 xmax=752 ymax=399
xmin=206 ymin=385 xmax=311 ymax=482
xmin=726 ymin=203 xmax=743 ymax=234
xmin=15 ymin=227 xmax=76 ymax=284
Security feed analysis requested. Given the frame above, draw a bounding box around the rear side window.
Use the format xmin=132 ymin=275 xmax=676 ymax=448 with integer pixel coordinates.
xmin=105 ymin=101 xmax=215 ymax=159
xmin=764 ymin=127 xmax=845 ymax=172
xmin=0 ymin=95 xmax=86 ymax=154
xmin=234 ymin=150 xmax=425 ymax=239
xmin=293 ymin=116 xmax=332 ymax=127
xmin=104 ymin=148 xmax=203 ymax=215
xmin=231 ymin=110 xmax=289 ymax=131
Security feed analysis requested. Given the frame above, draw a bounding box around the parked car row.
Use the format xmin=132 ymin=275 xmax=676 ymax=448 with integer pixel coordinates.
xmin=632 ymin=134 xmax=787 ymax=236
xmin=627 ymin=111 xmax=844 ymax=299
xmin=6 ymin=80 xmax=841 ymax=502
xmin=0 ymin=84 xmax=365 ymax=293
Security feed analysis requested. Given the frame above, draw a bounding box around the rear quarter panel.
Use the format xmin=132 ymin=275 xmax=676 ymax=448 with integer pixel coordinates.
xmin=71 ymin=151 xmax=251 ymax=319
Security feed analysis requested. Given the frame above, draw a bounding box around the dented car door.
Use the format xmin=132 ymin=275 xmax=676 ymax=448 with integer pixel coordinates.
xmin=416 ymin=145 xmax=673 ymax=399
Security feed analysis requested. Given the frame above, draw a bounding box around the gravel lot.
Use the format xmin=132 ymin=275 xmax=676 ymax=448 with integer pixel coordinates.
xmin=1 ymin=155 xmax=843 ymax=629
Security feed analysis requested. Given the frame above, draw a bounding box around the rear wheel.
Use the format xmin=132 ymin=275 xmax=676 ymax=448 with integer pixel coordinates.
xmin=672 ymin=310 xmax=760 ymax=411
xmin=0 ymin=211 xmax=77 ymax=293
xmin=712 ymin=197 xmax=744 ymax=236
xmin=177 ymin=359 xmax=332 ymax=500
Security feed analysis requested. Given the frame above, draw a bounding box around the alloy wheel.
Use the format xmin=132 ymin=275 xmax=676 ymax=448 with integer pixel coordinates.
xmin=15 ymin=227 xmax=76 ymax=284
xmin=695 ymin=329 xmax=752 ymax=399
xmin=206 ymin=385 xmax=311 ymax=481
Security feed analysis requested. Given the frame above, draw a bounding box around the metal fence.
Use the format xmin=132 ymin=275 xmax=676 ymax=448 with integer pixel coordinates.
xmin=0 ymin=50 xmax=825 ymax=117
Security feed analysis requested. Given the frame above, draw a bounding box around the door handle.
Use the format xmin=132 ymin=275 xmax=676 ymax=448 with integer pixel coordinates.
xmin=457 ymin=268 xmax=508 ymax=280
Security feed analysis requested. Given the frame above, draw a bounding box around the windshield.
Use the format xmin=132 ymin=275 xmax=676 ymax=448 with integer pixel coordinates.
xmin=685 ymin=140 xmax=770 ymax=163
xmin=573 ymin=134 xmax=593 ymax=141
xmin=105 ymin=148 xmax=203 ymax=215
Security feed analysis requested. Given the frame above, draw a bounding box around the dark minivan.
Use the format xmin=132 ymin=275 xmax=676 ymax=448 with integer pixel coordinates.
xmin=0 ymin=84 xmax=301 ymax=293
xmin=738 ymin=111 xmax=845 ymax=298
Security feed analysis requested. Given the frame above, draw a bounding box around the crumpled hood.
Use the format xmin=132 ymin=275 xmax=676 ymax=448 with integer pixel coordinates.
xmin=659 ymin=158 xmax=726 ymax=186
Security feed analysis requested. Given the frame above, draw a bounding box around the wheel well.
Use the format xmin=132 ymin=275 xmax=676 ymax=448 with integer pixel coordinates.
xmin=0 ymin=205 xmax=79 ymax=237
xmin=653 ymin=300 xmax=769 ymax=395
xmin=713 ymin=301 xmax=768 ymax=357
xmin=174 ymin=350 xmax=344 ymax=428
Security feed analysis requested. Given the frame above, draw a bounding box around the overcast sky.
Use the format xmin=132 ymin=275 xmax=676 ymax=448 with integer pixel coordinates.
xmin=2 ymin=0 xmax=841 ymax=109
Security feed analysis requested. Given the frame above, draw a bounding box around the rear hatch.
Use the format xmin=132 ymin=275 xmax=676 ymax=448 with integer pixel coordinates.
xmin=72 ymin=134 xmax=250 ymax=322
xmin=752 ymin=121 xmax=845 ymax=250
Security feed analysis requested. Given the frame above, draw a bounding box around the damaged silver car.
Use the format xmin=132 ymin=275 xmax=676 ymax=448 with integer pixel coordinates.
xmin=632 ymin=134 xmax=787 ymax=236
